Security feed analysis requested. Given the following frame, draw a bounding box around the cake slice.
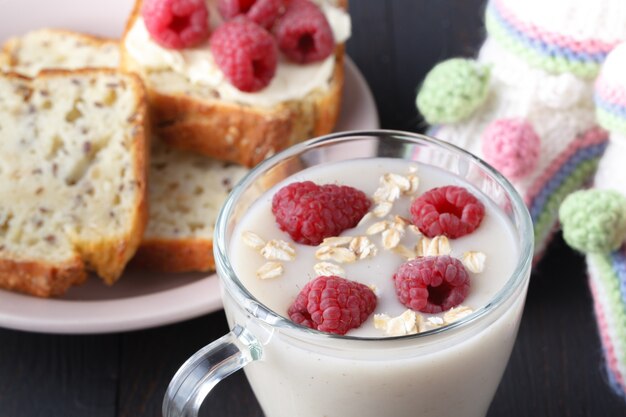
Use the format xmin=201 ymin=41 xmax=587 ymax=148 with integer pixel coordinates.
xmin=132 ymin=139 xmax=248 ymax=272
xmin=120 ymin=0 xmax=349 ymax=167
xmin=1 ymin=28 xmax=119 ymax=76
xmin=0 ymin=69 xmax=148 ymax=297
xmin=0 ymin=28 xmax=248 ymax=274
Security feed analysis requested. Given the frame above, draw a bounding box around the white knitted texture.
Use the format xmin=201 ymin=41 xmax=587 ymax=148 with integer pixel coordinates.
xmin=433 ymin=39 xmax=596 ymax=198
xmin=594 ymin=43 xmax=626 ymax=195
xmin=598 ymin=43 xmax=626 ymax=87
xmin=593 ymin=137 xmax=626 ymax=196
xmin=499 ymin=0 xmax=626 ymax=44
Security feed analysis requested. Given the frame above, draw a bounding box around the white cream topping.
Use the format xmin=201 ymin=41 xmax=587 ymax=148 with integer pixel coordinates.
xmin=124 ymin=0 xmax=351 ymax=107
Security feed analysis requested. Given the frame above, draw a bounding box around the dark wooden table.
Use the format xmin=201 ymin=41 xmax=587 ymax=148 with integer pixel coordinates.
xmin=2 ymin=1 xmax=626 ymax=416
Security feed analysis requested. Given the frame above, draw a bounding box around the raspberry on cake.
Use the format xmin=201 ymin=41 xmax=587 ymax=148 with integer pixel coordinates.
xmin=142 ymin=0 xmax=210 ymax=49
xmin=218 ymin=0 xmax=283 ymax=28
xmin=410 ymin=186 xmax=485 ymax=239
xmin=393 ymin=256 xmax=470 ymax=314
xmin=271 ymin=181 xmax=371 ymax=246
xmin=275 ymin=0 xmax=335 ymax=63
xmin=121 ymin=0 xmax=350 ymax=167
xmin=210 ymin=18 xmax=278 ymax=92
xmin=288 ymin=275 xmax=377 ymax=335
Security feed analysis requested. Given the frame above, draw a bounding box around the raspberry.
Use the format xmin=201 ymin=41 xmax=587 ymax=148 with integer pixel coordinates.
xmin=210 ymin=18 xmax=278 ymax=92
xmin=271 ymin=181 xmax=371 ymax=246
xmin=142 ymin=0 xmax=210 ymax=49
xmin=288 ymin=275 xmax=377 ymax=335
xmin=274 ymin=0 xmax=335 ymax=63
xmin=393 ymin=256 xmax=470 ymax=314
xmin=410 ymin=186 xmax=485 ymax=239
xmin=218 ymin=0 xmax=284 ymax=28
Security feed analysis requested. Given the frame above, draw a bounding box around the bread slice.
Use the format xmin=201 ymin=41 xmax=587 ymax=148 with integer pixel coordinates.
xmin=1 ymin=28 xmax=119 ymax=76
xmin=0 ymin=28 xmax=248 ymax=274
xmin=0 ymin=69 xmax=148 ymax=297
xmin=131 ymin=139 xmax=248 ymax=272
xmin=120 ymin=0 xmax=346 ymax=168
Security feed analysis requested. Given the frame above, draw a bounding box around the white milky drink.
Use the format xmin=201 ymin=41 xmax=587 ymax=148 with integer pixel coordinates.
xmin=223 ymin=157 xmax=527 ymax=417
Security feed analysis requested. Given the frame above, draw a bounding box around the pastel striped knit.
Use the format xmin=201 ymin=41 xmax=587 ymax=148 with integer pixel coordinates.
xmin=485 ymin=0 xmax=624 ymax=78
xmin=416 ymin=0 xmax=626 ymax=258
xmin=560 ymin=43 xmax=626 ymax=398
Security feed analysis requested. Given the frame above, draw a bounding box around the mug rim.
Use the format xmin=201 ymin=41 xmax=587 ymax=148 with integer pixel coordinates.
xmin=214 ymin=129 xmax=534 ymax=342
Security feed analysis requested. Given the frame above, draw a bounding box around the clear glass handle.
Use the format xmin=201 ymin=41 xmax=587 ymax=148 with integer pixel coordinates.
xmin=162 ymin=324 xmax=262 ymax=417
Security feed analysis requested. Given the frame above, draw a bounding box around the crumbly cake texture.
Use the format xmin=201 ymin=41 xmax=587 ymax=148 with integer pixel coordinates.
xmin=0 ymin=69 xmax=149 ymax=297
xmin=131 ymin=139 xmax=248 ymax=272
xmin=414 ymin=0 xmax=626 ymax=258
xmin=559 ymin=43 xmax=626 ymax=399
xmin=0 ymin=28 xmax=119 ymax=76
xmin=0 ymin=28 xmax=254 ymax=274
xmin=120 ymin=0 xmax=346 ymax=167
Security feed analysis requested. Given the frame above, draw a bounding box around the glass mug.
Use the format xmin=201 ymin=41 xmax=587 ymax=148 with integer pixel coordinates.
xmin=163 ymin=130 xmax=534 ymax=417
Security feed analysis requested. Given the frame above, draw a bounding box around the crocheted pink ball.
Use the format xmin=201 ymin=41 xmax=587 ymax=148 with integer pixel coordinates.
xmin=481 ymin=118 xmax=541 ymax=180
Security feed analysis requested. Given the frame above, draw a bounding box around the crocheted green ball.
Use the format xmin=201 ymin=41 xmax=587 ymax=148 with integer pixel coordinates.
xmin=559 ymin=190 xmax=626 ymax=254
xmin=416 ymin=58 xmax=490 ymax=124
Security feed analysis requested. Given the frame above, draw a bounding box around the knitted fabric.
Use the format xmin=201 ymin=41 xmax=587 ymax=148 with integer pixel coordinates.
xmin=417 ymin=59 xmax=491 ymax=124
xmin=596 ymin=44 xmax=626 ymax=135
xmin=481 ymin=118 xmax=540 ymax=179
xmin=560 ymin=190 xmax=626 ymax=254
xmin=589 ymin=249 xmax=626 ymax=398
xmin=418 ymin=1 xmax=626 ymax=396
xmin=485 ymin=0 xmax=626 ymax=79
xmin=416 ymin=0 xmax=626 ymax=257
xmin=560 ymin=45 xmax=626 ymax=397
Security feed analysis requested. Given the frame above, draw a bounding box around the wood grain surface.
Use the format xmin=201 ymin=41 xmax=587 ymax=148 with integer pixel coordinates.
xmin=1 ymin=1 xmax=626 ymax=416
